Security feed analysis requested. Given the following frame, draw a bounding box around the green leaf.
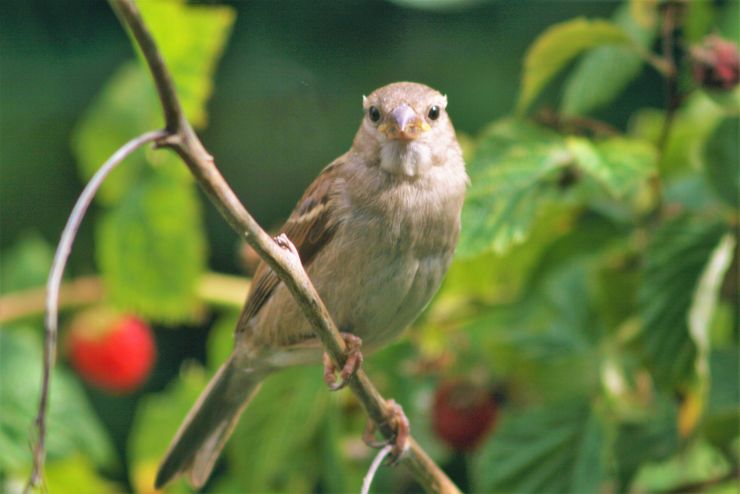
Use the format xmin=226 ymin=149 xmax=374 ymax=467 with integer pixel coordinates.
xmin=613 ymin=396 xmax=679 ymax=492
xmin=718 ymin=0 xmax=740 ymax=44
xmin=703 ymin=350 xmax=740 ymax=453
xmin=632 ymin=438 xmax=734 ymax=492
xmin=0 ymin=232 xmax=53 ymax=294
xmin=97 ymin=172 xmax=206 ymax=322
xmin=73 ymin=0 xmax=234 ymax=202
xmin=635 ymin=216 xmax=728 ymax=388
xmin=629 ymin=0 xmax=659 ymax=29
xmin=445 ymin=205 xmax=575 ymax=303
xmin=462 ymin=259 xmax=602 ymax=402
xmin=206 ymin=311 xmax=239 ymax=371
xmin=683 ymin=0 xmax=716 ymax=43
xmin=128 ymin=363 xmax=207 ymax=493
xmin=466 ymin=307 xmax=600 ymax=402
xmin=566 ymin=136 xmax=657 ymax=197
xmin=317 ymin=401 xmax=351 ymax=494
xmin=704 ymin=117 xmax=740 ymax=209
xmin=473 ymin=400 xmax=609 ymax=493
xmin=629 ymin=92 xmax=725 ymax=176
xmin=517 ymin=18 xmax=634 ymax=113
xmin=138 ymin=0 xmax=236 ymax=128
xmin=44 ymin=455 xmax=122 ymax=494
xmin=459 ymin=118 xmax=656 ymax=258
xmin=459 ymin=119 xmax=572 ymax=257
xmin=0 ymin=327 xmax=115 ymax=474
xmin=561 ymin=5 xmax=657 ymax=116
xmin=225 ymin=366 xmax=329 ymax=491
xmin=72 ymin=63 xmax=159 ymax=205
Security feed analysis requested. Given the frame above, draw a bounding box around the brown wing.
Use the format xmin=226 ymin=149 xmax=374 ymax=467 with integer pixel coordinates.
xmin=236 ymin=161 xmax=342 ymax=332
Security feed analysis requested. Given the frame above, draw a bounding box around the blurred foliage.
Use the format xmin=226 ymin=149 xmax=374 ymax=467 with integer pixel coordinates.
xmin=0 ymin=237 xmax=118 ymax=492
xmin=96 ymin=173 xmax=205 ymax=322
xmin=474 ymin=400 xmax=609 ymax=493
xmin=72 ymin=0 xmax=235 ymax=322
xmin=458 ymin=118 xmax=656 ymax=257
xmin=1 ymin=0 xmax=738 ymax=493
xmin=561 ymin=4 xmax=657 ymax=116
xmin=517 ymin=17 xmax=634 ymax=113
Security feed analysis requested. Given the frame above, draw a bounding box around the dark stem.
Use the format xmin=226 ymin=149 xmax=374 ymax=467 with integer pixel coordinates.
xmin=657 ymin=1 xmax=681 ymax=151
xmin=536 ymin=107 xmax=619 ymax=137
xmin=647 ymin=1 xmax=683 ymax=221
xmin=26 ymin=130 xmax=167 ymax=493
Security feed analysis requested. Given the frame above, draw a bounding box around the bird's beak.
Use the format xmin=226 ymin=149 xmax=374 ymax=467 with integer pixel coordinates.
xmin=379 ymin=104 xmax=430 ymax=141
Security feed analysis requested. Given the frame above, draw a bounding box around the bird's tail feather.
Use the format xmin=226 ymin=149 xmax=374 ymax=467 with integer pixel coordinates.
xmin=155 ymin=356 xmax=264 ymax=489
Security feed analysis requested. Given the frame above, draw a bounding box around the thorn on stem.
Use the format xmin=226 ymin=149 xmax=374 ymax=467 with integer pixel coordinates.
xmin=274 ymin=233 xmax=300 ymax=258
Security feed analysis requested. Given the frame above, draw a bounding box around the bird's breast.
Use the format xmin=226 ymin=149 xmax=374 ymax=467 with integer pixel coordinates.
xmin=317 ymin=165 xmax=465 ymax=347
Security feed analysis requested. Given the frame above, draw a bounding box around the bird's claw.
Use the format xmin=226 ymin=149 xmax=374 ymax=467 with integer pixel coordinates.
xmin=323 ymin=333 xmax=363 ymax=391
xmin=362 ymin=399 xmax=410 ymax=465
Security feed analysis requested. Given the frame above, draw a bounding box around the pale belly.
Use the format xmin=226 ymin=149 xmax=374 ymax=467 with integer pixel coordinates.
xmin=320 ymin=246 xmax=451 ymax=349
xmin=248 ymin=163 xmax=466 ymax=368
xmin=250 ymin=212 xmax=455 ymax=367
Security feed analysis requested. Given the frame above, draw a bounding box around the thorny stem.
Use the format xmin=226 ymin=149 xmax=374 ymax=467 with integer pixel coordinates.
xmin=26 ymin=129 xmax=167 ymax=492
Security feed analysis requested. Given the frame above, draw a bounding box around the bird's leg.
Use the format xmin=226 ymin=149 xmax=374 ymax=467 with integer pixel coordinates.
xmin=323 ymin=332 xmax=363 ymax=391
xmin=362 ymin=399 xmax=410 ymax=464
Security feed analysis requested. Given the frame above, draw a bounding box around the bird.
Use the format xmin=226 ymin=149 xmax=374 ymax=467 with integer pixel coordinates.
xmin=155 ymin=81 xmax=468 ymax=489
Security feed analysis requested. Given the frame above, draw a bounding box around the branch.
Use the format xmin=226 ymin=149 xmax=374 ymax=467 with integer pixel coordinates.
xmin=0 ymin=276 xmax=102 ymax=325
xmin=27 ymin=129 xmax=166 ymax=491
xmin=0 ymin=273 xmax=249 ymax=325
xmin=106 ymin=1 xmax=460 ymax=492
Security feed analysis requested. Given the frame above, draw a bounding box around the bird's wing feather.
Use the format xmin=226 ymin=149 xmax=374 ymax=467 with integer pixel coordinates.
xmin=236 ymin=161 xmax=342 ymax=331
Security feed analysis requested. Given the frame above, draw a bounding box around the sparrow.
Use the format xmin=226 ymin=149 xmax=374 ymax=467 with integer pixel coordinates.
xmin=155 ymin=81 xmax=468 ymax=489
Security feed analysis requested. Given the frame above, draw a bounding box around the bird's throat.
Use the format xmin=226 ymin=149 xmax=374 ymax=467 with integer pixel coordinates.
xmin=379 ymin=140 xmax=434 ymax=177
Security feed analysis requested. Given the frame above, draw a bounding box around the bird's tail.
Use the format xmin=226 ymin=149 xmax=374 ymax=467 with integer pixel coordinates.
xmin=155 ymin=355 xmax=264 ymax=489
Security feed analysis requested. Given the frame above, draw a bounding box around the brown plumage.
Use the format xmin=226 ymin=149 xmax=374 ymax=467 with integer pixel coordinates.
xmin=155 ymin=82 xmax=468 ymax=489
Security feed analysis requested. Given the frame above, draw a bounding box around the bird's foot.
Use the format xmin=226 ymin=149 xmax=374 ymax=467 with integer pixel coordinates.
xmin=362 ymin=399 xmax=410 ymax=464
xmin=323 ymin=333 xmax=363 ymax=391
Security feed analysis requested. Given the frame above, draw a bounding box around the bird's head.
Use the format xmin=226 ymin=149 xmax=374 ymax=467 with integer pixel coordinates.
xmin=355 ymin=82 xmax=456 ymax=177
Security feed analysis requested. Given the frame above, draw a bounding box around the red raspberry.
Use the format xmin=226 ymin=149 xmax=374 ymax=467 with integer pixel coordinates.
xmin=66 ymin=308 xmax=156 ymax=394
xmin=691 ymin=35 xmax=740 ymax=91
xmin=432 ymin=379 xmax=499 ymax=452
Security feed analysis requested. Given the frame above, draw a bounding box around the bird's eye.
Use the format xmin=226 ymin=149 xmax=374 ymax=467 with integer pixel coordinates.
xmin=368 ymin=106 xmax=381 ymax=123
xmin=428 ymin=105 xmax=440 ymax=121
